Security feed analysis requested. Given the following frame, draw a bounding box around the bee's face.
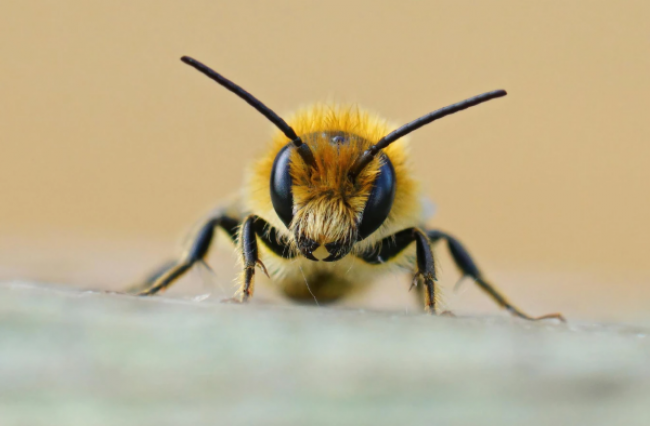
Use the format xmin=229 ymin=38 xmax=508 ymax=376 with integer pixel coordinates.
xmin=270 ymin=132 xmax=396 ymax=261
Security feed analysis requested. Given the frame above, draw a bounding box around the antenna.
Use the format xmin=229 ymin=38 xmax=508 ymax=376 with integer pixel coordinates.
xmin=180 ymin=56 xmax=315 ymax=167
xmin=348 ymin=90 xmax=507 ymax=180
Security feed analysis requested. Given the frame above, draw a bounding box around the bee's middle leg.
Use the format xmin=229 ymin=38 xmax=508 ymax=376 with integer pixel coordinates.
xmin=135 ymin=215 xmax=239 ymax=296
xmin=427 ymin=229 xmax=565 ymax=321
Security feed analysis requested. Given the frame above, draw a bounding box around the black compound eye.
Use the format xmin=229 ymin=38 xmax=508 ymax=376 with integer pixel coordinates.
xmin=357 ymin=156 xmax=396 ymax=240
xmin=270 ymin=144 xmax=295 ymax=228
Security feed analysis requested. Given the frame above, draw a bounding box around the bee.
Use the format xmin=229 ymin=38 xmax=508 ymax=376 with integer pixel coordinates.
xmin=134 ymin=56 xmax=564 ymax=321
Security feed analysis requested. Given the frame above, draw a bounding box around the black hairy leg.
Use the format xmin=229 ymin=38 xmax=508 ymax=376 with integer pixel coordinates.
xmin=357 ymin=228 xmax=565 ymax=321
xmin=239 ymin=215 xmax=266 ymax=300
xmin=356 ymin=228 xmax=439 ymax=313
xmin=237 ymin=215 xmax=299 ymax=300
xmin=135 ymin=215 xmax=295 ymax=297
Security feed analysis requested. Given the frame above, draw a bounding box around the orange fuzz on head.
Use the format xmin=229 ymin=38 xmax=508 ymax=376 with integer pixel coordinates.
xmin=247 ymin=104 xmax=418 ymax=260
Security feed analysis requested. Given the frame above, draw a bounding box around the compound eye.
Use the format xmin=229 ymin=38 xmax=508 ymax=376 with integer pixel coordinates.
xmin=270 ymin=144 xmax=295 ymax=228
xmin=357 ymin=156 xmax=396 ymax=240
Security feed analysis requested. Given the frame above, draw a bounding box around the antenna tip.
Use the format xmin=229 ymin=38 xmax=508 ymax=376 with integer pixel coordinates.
xmin=180 ymin=56 xmax=194 ymax=65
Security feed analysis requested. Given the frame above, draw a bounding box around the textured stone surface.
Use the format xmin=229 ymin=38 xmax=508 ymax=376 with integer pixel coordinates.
xmin=1 ymin=281 xmax=649 ymax=426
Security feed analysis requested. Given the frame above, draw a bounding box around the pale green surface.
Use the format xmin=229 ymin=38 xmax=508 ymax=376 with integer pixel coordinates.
xmin=1 ymin=281 xmax=649 ymax=426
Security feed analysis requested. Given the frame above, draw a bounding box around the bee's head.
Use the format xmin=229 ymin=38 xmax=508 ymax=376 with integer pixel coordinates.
xmin=270 ymin=131 xmax=396 ymax=261
xmin=179 ymin=56 xmax=507 ymax=261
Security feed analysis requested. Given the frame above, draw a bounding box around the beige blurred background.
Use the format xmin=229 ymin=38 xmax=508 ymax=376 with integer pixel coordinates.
xmin=0 ymin=1 xmax=649 ymax=322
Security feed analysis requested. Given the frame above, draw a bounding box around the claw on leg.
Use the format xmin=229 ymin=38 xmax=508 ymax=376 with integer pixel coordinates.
xmin=256 ymin=259 xmax=270 ymax=278
xmin=409 ymin=274 xmax=419 ymax=292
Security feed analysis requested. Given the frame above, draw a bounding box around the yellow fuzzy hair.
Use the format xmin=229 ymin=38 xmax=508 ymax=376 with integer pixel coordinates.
xmin=245 ymin=104 xmax=422 ymax=253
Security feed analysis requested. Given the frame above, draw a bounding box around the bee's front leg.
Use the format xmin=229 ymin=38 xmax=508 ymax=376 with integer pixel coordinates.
xmin=356 ymin=228 xmax=439 ymax=314
xmin=411 ymin=229 xmax=438 ymax=313
xmin=238 ymin=215 xmax=270 ymax=301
